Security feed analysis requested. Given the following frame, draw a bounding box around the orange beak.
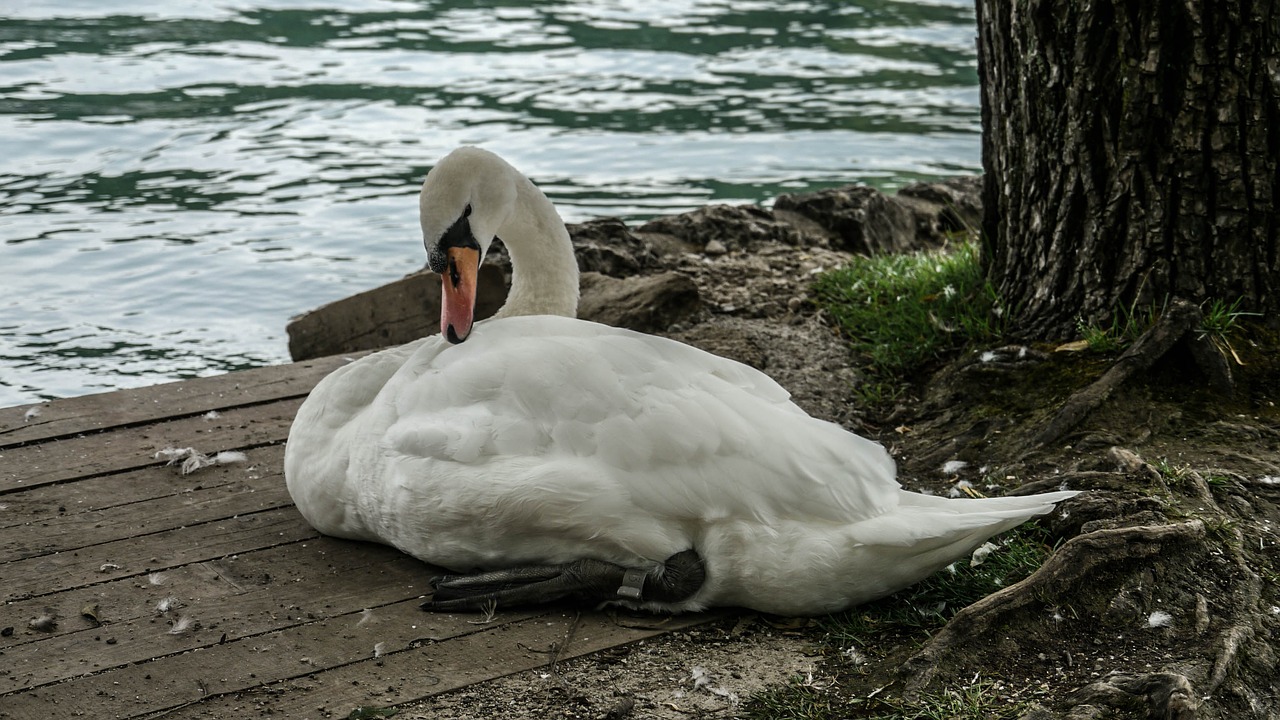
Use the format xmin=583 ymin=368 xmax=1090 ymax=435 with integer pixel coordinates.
xmin=441 ymin=246 xmax=480 ymax=344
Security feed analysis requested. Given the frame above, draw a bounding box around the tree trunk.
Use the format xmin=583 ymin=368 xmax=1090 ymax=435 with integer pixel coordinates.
xmin=977 ymin=0 xmax=1280 ymax=340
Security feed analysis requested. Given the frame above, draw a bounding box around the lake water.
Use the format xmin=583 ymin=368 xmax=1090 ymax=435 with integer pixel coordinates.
xmin=0 ymin=0 xmax=980 ymax=407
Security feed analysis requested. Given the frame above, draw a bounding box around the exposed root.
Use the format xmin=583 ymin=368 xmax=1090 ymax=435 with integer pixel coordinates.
xmin=899 ymin=520 xmax=1207 ymax=697
xmin=1205 ymin=524 xmax=1264 ymax=696
xmin=1033 ymin=299 xmax=1202 ymax=450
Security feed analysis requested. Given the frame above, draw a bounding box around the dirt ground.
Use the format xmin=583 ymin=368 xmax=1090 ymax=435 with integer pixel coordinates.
xmin=390 ymin=200 xmax=1280 ymax=719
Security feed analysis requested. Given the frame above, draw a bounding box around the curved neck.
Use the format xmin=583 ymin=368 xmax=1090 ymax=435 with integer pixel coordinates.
xmin=493 ymin=174 xmax=579 ymax=319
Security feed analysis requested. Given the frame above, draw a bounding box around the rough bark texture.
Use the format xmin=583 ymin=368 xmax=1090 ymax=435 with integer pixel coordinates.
xmin=977 ymin=0 xmax=1280 ymax=339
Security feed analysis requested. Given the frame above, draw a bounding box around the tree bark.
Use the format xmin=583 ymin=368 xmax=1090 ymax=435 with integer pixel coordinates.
xmin=977 ymin=0 xmax=1280 ymax=340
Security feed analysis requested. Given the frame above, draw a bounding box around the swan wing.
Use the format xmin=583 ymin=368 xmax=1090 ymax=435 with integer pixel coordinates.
xmin=375 ymin=316 xmax=899 ymax=527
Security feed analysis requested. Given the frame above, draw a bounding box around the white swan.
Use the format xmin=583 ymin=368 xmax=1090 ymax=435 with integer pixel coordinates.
xmin=284 ymin=147 xmax=1077 ymax=616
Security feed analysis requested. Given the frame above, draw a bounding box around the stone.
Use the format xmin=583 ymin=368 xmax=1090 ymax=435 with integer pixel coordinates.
xmin=569 ymin=218 xmax=657 ymax=277
xmin=896 ymin=176 xmax=984 ymax=242
xmin=577 ymin=271 xmax=701 ymax=334
xmin=637 ymin=204 xmax=822 ymax=252
xmin=772 ymin=184 xmax=920 ymax=255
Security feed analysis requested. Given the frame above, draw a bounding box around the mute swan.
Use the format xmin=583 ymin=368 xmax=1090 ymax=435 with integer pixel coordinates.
xmin=284 ymin=147 xmax=1077 ymax=616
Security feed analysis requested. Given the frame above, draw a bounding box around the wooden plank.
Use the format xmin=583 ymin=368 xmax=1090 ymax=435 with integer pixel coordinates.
xmin=0 ymin=601 xmax=717 ymax=720
xmin=1 ymin=446 xmax=289 ymax=561
xmin=2 ymin=541 xmax=451 ymax=692
xmin=0 ymin=398 xmax=301 ymax=494
xmin=3 ymin=506 xmax=314 ymax=603
xmin=0 ymin=537 xmax=403 ymax=653
xmin=237 ymin=611 xmax=720 ymax=720
xmin=0 ymin=598 xmax=532 ymax=718
xmin=0 ymin=353 xmax=363 ymax=450
xmin=0 ymin=445 xmax=274 ymax=534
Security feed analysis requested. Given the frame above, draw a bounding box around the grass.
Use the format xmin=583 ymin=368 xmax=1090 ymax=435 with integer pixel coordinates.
xmin=811 ymin=240 xmax=1005 ymax=402
xmin=1151 ymin=456 xmax=1192 ymax=486
xmin=812 ymin=241 xmax=1255 ymax=391
xmin=747 ymin=666 xmax=1029 ymax=717
xmin=747 ymin=672 xmax=1027 ymax=719
xmin=1074 ymin=296 xmax=1162 ymax=352
xmin=1198 ymin=297 xmax=1257 ymax=364
xmin=1074 ymin=295 xmax=1256 ymax=356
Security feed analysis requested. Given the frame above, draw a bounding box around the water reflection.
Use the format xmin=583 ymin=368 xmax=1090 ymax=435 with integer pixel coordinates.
xmin=0 ymin=0 xmax=979 ymax=406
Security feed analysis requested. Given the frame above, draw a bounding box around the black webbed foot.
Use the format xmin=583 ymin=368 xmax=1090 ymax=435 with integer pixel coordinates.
xmin=421 ymin=549 xmax=705 ymax=613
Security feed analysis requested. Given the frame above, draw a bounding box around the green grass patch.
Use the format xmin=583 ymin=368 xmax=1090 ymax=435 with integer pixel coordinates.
xmin=811 ymin=241 xmax=1004 ymax=400
xmin=1197 ymin=296 xmax=1258 ymax=364
xmin=1074 ymin=299 xmax=1161 ymax=352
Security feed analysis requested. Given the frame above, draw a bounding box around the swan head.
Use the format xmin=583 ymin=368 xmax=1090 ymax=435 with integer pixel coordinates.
xmin=420 ymin=147 xmax=519 ymax=343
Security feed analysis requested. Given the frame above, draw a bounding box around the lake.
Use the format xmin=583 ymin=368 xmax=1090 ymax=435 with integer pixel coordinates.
xmin=0 ymin=0 xmax=980 ymax=407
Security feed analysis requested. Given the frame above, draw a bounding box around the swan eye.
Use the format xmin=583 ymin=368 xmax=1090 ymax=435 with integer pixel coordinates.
xmin=462 ymin=204 xmax=472 ymax=218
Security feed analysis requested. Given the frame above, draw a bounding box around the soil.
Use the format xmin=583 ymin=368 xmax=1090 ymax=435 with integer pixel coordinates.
xmin=388 ymin=194 xmax=1279 ymax=719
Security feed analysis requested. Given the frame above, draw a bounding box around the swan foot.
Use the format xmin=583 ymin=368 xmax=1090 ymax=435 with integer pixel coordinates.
xmin=421 ymin=549 xmax=705 ymax=612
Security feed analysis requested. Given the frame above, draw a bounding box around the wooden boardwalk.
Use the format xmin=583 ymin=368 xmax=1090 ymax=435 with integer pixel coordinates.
xmin=0 ymin=357 xmax=714 ymax=719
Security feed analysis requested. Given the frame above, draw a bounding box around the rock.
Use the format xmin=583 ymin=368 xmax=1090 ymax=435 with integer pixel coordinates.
xmin=896 ymin=176 xmax=984 ymax=238
xmin=772 ymin=184 xmax=921 ymax=255
xmin=285 ymin=264 xmax=508 ymax=361
xmin=577 ymin=271 xmax=701 ymax=334
xmin=569 ymin=218 xmax=657 ymax=277
xmin=772 ymin=178 xmax=984 ymax=255
xmin=637 ymin=204 xmax=821 ymax=252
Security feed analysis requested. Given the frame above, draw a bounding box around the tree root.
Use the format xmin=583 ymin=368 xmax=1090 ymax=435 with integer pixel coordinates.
xmin=899 ymin=445 xmax=1270 ymax=716
xmin=1032 ymin=299 xmax=1203 ymax=450
xmin=899 ymin=520 xmax=1207 ymax=697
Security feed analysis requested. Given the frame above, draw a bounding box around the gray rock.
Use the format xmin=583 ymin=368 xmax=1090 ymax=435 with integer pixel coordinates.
xmin=895 ymin=176 xmax=984 ymax=244
xmin=897 ymin=176 xmax=984 ymax=234
xmin=636 ymin=204 xmax=821 ymax=252
xmin=772 ymin=184 xmax=920 ymax=255
xmin=578 ymin=271 xmax=701 ymax=334
xmin=569 ymin=218 xmax=657 ymax=277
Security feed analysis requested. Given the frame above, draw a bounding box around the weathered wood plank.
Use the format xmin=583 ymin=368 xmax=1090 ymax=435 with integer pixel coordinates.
xmin=0 ymin=536 xmax=401 ymax=652
xmin=2 ymin=542 xmax=459 ymax=692
xmin=3 ymin=506 xmax=314 ymax=603
xmin=0 ymin=602 xmax=717 ymax=720
xmin=0 ymin=398 xmax=300 ymax=494
xmin=0 ymin=353 xmax=362 ymax=450
xmin=1 ymin=446 xmax=289 ymax=561
xmin=237 ymin=611 xmax=719 ymax=719
xmin=0 ymin=598 xmax=532 ymax=718
xmin=0 ymin=444 xmax=281 ymax=535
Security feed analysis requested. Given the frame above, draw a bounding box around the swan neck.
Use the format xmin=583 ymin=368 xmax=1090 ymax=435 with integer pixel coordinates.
xmin=494 ymin=175 xmax=579 ymax=319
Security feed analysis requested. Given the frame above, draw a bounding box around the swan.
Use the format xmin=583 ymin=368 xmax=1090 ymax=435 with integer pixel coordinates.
xmin=283 ymin=146 xmax=1077 ymax=616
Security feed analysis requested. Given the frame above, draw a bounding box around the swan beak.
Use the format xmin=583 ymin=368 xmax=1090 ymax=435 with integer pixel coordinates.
xmin=441 ymin=246 xmax=480 ymax=344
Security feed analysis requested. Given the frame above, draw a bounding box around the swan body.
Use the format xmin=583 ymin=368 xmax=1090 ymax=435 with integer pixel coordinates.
xmin=284 ymin=147 xmax=1076 ymax=615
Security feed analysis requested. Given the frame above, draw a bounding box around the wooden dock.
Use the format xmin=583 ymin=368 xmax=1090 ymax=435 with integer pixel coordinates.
xmin=0 ymin=356 xmax=714 ymax=719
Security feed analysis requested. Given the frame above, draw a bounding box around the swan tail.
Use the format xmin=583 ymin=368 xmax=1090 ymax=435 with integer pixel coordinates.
xmin=849 ymin=489 xmax=1079 ymax=550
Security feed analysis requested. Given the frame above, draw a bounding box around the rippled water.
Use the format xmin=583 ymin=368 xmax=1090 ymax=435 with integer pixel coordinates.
xmin=0 ymin=0 xmax=979 ymax=407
